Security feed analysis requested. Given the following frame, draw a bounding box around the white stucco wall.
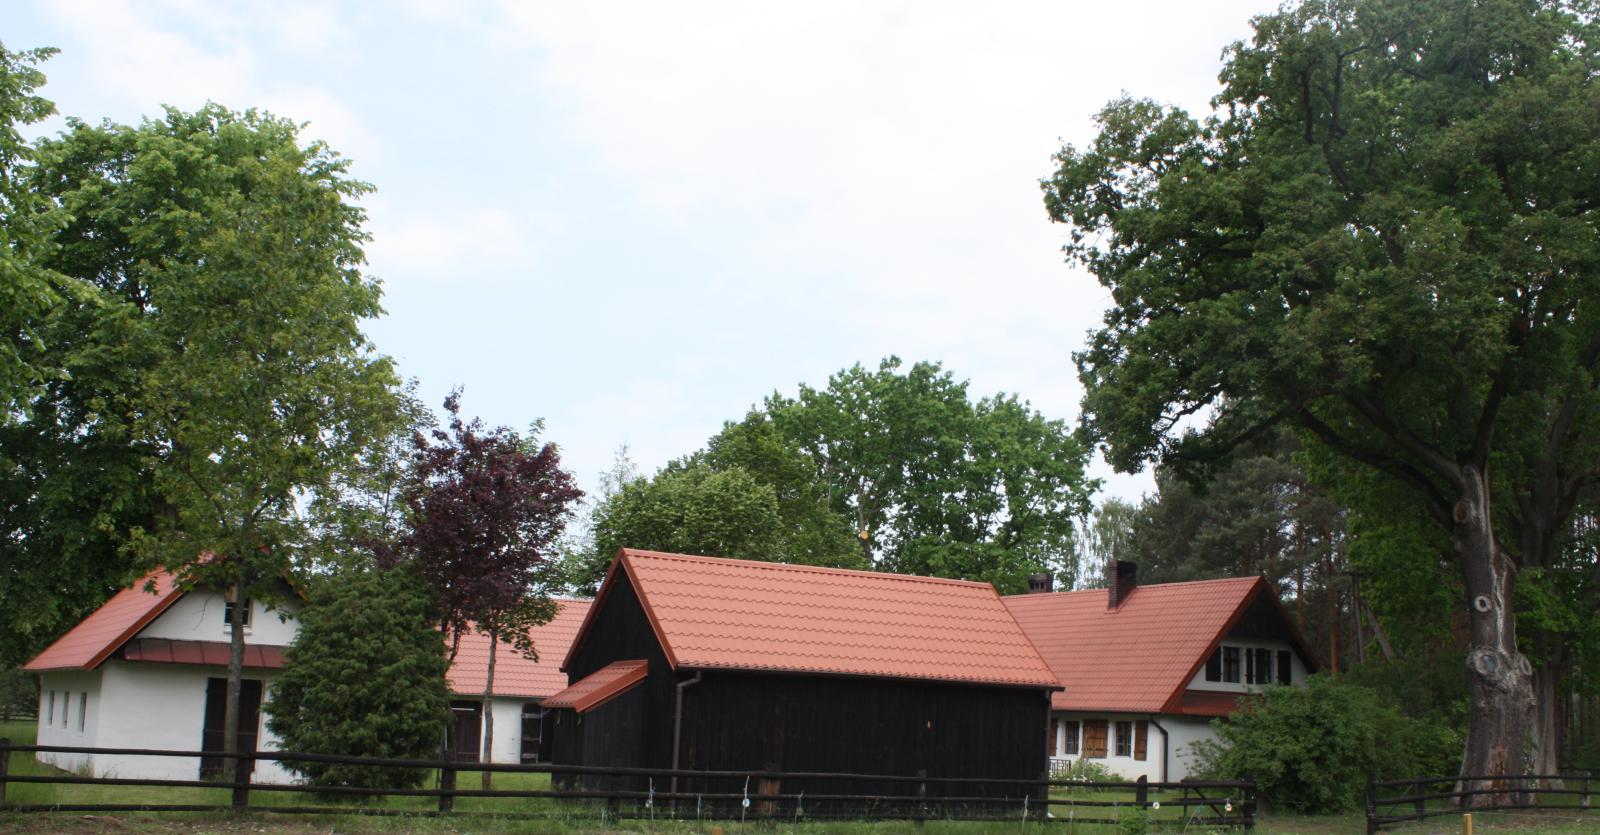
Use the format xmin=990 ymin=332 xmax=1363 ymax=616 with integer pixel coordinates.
xmin=138 ymin=591 xmax=300 ymax=646
xmin=35 ymin=670 xmax=100 ymax=773
xmin=36 ymin=662 xmax=295 ymax=784
xmin=1185 ymin=638 xmax=1309 ymax=693
xmin=1049 ymin=713 xmax=1222 ymax=783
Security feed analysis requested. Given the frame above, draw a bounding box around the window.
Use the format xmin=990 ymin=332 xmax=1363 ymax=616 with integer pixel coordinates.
xmin=1277 ymin=650 xmax=1293 ymax=685
xmin=1205 ymin=648 xmax=1222 ymax=682
xmin=1114 ymin=721 xmax=1133 ymax=757
xmin=46 ymin=691 xmax=54 ymax=725
xmin=1061 ymin=720 xmax=1080 ymax=756
xmin=1245 ymin=647 xmax=1255 ymax=683
xmin=223 ymin=597 xmax=252 ymax=627
xmin=1254 ymin=648 xmax=1273 ymax=684
xmin=1223 ymin=646 xmax=1241 ymax=683
xmin=78 ymin=692 xmax=88 ymax=732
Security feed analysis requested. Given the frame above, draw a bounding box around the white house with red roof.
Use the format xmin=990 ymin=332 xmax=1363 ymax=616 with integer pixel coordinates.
xmin=1003 ymin=562 xmax=1318 ymax=782
xmin=24 ymin=569 xmax=590 ymax=783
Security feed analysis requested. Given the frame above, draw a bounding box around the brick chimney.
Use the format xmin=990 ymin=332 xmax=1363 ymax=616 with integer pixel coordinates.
xmin=1027 ymin=573 xmax=1053 ymax=593
xmin=1107 ymin=561 xmax=1138 ymax=610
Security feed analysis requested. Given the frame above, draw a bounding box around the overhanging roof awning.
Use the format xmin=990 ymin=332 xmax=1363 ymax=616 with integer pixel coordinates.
xmin=121 ymin=638 xmax=287 ymax=669
xmin=543 ymin=660 xmax=647 ymax=713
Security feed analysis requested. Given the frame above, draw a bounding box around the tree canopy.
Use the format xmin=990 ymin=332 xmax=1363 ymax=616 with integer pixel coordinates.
xmin=1044 ymin=0 xmax=1600 ymax=788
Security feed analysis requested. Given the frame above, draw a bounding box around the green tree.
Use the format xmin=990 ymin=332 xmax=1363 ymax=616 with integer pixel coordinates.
xmin=1044 ymin=0 xmax=1600 ymax=790
xmin=767 ymin=357 xmax=1094 ymax=592
xmin=32 ymin=105 xmax=402 ymax=766
xmin=0 ymin=41 xmax=74 ymax=416
xmin=1193 ymin=676 xmax=1460 ymax=813
xmin=574 ymin=463 xmax=784 ymax=593
xmin=265 ymin=566 xmax=450 ymax=791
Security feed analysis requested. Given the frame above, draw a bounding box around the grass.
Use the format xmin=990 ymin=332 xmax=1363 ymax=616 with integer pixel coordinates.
xmin=4 ymin=720 xmax=1599 ymax=833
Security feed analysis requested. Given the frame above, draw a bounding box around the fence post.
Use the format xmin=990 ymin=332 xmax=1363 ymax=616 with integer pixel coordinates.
xmin=1135 ymin=774 xmax=1147 ymax=808
xmin=914 ymin=768 xmax=927 ymax=827
xmin=230 ymin=751 xmax=250 ymax=810
xmin=439 ymin=761 xmax=456 ymax=813
xmin=1242 ymin=774 xmax=1256 ymax=830
xmin=1583 ymin=771 xmax=1592 ymax=810
xmin=1366 ymin=770 xmax=1379 ymax=835
xmin=0 ymin=737 xmax=10 ymax=807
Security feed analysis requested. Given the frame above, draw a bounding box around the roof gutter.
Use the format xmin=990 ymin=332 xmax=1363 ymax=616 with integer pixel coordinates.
xmin=669 ymin=670 xmax=704 ymax=804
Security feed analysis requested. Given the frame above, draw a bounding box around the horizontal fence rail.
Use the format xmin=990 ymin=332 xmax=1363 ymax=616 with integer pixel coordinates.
xmin=1366 ymin=771 xmax=1596 ymax=833
xmin=0 ymin=738 xmax=1257 ymax=826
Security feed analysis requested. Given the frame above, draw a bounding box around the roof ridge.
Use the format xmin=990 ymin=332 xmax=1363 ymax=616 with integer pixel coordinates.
xmin=621 ymin=549 xmax=995 ymax=588
xmin=1002 ymin=575 xmax=1261 ymax=600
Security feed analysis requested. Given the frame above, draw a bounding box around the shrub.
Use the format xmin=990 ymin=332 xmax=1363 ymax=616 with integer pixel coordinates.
xmin=265 ymin=565 xmax=451 ymax=792
xmin=1191 ymin=675 xmax=1459 ymax=813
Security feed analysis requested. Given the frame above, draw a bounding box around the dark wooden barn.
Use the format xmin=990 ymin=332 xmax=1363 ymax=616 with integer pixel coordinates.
xmin=540 ymin=549 xmax=1061 ymax=811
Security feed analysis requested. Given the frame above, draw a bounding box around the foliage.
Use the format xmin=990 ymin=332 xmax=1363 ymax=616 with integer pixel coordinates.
xmin=1192 ymin=676 xmax=1460 ymax=813
xmin=0 ymin=40 xmax=73 ymax=416
xmin=1340 ymin=650 xmax=1469 ymax=733
xmin=767 ymin=357 xmax=1095 ymax=593
xmin=576 ymin=463 xmax=783 ymax=592
xmin=265 ymin=566 xmax=450 ymax=791
xmin=384 ymin=390 xmax=583 ymax=659
xmin=1053 ymin=757 xmax=1120 ymax=784
xmin=0 ymin=667 xmax=37 ymax=721
xmin=1044 ymin=0 xmax=1600 ymax=777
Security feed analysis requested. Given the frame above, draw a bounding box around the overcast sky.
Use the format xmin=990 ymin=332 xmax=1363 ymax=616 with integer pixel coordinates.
xmin=9 ymin=0 xmax=1277 ymax=506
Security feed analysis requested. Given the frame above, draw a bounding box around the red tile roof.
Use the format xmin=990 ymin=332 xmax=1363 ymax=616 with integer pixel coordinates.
xmin=25 ymin=569 xmax=184 ymax=672
xmin=448 ymin=599 xmax=593 ymax=698
xmin=1004 ymin=576 xmax=1291 ymax=714
xmin=543 ymin=660 xmax=648 ymax=713
xmin=566 ymin=549 xmax=1060 ymax=689
xmin=1172 ymin=689 xmax=1260 ymax=718
xmin=121 ymin=638 xmax=287 ymax=669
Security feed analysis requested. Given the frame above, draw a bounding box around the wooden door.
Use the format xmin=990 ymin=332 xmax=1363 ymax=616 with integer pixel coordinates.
xmin=450 ymin=701 xmax=482 ymax=762
xmin=200 ymin=677 xmax=263 ymax=780
xmin=1082 ymin=720 xmax=1108 ymax=758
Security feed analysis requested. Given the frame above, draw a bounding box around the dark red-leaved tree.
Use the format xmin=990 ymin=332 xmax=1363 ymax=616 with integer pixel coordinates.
xmin=381 ymin=391 xmax=582 ymax=784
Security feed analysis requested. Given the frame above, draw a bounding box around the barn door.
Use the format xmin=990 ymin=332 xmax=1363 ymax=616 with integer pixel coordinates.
xmin=450 ymin=701 xmax=483 ymax=762
xmin=200 ymin=678 xmax=263 ymax=779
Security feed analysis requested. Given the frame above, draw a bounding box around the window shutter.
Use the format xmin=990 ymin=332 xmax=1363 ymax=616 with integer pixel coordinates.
xmin=1134 ymin=720 xmax=1148 ymax=761
xmin=1084 ymin=721 xmax=1108 ymax=758
xmin=1050 ymin=718 xmax=1060 ymax=755
xmin=1205 ymin=648 xmax=1222 ymax=681
xmin=1245 ymin=648 xmax=1255 ymax=683
xmin=1277 ymin=650 xmax=1293 ymax=684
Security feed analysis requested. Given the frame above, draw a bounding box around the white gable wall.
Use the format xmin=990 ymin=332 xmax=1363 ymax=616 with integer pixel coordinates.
xmin=1185 ymin=638 xmax=1310 ymax=693
xmin=138 ymin=591 xmax=300 ymax=646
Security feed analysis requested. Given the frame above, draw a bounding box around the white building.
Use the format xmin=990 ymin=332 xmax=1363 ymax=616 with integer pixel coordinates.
xmin=25 ymin=568 xmax=590 ymax=782
xmin=1003 ymin=562 xmax=1318 ymax=782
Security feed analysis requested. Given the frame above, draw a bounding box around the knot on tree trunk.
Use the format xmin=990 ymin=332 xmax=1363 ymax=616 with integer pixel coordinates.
xmin=1469 ymin=648 xmax=1532 ymax=692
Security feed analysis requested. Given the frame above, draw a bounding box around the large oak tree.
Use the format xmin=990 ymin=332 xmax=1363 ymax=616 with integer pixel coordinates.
xmin=1044 ymin=0 xmax=1600 ymax=794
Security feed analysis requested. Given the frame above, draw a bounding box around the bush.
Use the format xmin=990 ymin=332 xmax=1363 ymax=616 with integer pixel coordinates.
xmin=1192 ymin=675 xmax=1459 ymax=813
xmin=265 ymin=565 xmax=451 ymax=792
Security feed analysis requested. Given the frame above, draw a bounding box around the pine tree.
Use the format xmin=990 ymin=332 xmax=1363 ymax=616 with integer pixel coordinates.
xmin=265 ymin=566 xmax=450 ymax=791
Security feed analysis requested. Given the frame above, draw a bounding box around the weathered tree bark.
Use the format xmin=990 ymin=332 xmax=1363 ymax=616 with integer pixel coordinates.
xmin=1455 ymin=467 xmax=1535 ymax=807
xmin=222 ymin=577 xmax=247 ymax=777
xmin=481 ymin=625 xmax=498 ymax=791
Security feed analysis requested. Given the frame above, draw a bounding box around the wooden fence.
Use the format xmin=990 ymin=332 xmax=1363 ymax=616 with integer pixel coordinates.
xmin=1366 ymin=771 xmax=1596 ymax=833
xmin=0 ymin=739 xmax=1255 ymax=827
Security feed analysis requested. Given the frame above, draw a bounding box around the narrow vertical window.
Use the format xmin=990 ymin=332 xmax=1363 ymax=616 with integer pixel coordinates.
xmin=46 ymin=691 xmax=55 ymax=725
xmin=1114 ymin=721 xmax=1133 ymax=757
xmin=1223 ymin=646 xmax=1241 ymax=683
xmin=1205 ymin=648 xmax=1222 ymax=682
xmin=1258 ymin=648 xmax=1273 ymax=684
xmin=1063 ymin=721 xmax=1080 ymax=756
xmin=1245 ymin=647 xmax=1256 ymax=683
xmin=78 ymin=692 xmax=88 ymax=732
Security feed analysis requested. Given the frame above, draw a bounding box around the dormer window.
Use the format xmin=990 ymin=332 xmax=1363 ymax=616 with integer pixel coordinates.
xmin=223 ymin=598 xmax=252 ymax=628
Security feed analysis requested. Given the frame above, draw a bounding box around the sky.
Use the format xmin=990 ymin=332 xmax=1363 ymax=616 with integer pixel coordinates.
xmin=8 ymin=0 xmax=1278 ymax=507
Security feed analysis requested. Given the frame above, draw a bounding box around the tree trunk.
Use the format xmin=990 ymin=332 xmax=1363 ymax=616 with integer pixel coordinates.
xmin=481 ymin=625 xmax=497 ymax=791
xmin=1530 ymin=649 xmax=1566 ymax=786
xmin=223 ymin=577 xmax=247 ymax=775
xmin=1455 ymin=467 xmax=1535 ymax=807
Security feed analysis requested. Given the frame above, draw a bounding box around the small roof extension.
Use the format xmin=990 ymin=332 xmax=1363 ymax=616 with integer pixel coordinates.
xmin=562 ymin=549 xmax=1061 ymax=690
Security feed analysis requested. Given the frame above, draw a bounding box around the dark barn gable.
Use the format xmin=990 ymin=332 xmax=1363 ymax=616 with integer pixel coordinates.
xmin=542 ymin=549 xmax=1061 ymax=810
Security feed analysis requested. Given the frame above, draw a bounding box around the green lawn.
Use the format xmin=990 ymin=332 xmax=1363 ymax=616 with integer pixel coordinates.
xmin=4 ymin=719 xmax=1599 ymax=833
